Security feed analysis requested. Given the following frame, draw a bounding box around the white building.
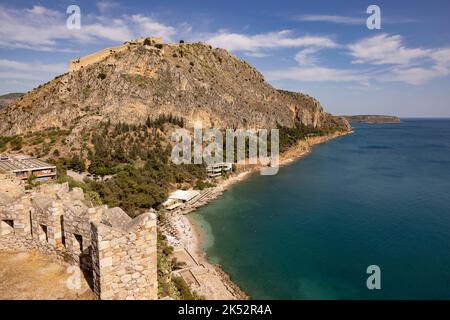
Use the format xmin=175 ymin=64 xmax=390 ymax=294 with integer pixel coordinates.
xmin=206 ymin=162 xmax=232 ymax=178
xmin=0 ymin=154 xmax=57 ymax=183
xmin=162 ymin=190 xmax=200 ymax=210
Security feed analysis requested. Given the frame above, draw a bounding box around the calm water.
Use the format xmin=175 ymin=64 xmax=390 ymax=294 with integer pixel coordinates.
xmin=191 ymin=119 xmax=450 ymax=299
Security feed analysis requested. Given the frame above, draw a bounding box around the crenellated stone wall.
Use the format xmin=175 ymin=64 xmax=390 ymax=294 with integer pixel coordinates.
xmin=91 ymin=212 xmax=157 ymax=300
xmin=0 ymin=179 xmax=158 ymax=300
xmin=0 ymin=196 xmax=31 ymax=236
xmin=69 ymin=45 xmax=128 ymax=72
xmin=69 ymin=37 xmax=164 ymax=72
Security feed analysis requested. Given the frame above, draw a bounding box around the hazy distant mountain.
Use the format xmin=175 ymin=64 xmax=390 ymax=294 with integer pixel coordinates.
xmin=344 ymin=115 xmax=401 ymax=124
xmin=0 ymin=93 xmax=24 ymax=109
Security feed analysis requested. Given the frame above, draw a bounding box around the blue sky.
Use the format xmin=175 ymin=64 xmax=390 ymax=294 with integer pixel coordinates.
xmin=1 ymin=0 xmax=450 ymax=117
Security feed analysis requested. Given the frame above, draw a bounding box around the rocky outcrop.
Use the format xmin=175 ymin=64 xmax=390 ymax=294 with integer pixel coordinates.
xmin=279 ymin=90 xmax=352 ymax=132
xmin=0 ymin=39 xmax=350 ymax=139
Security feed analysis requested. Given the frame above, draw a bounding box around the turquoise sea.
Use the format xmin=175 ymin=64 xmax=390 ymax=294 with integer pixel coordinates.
xmin=191 ymin=119 xmax=450 ymax=299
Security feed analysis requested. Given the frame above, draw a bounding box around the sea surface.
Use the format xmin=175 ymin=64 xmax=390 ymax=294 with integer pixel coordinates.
xmin=190 ymin=119 xmax=450 ymax=299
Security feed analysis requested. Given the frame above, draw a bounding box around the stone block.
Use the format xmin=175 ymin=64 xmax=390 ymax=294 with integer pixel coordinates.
xmin=121 ymin=274 xmax=132 ymax=283
xmin=99 ymin=257 xmax=113 ymax=267
xmin=98 ymin=240 xmax=110 ymax=250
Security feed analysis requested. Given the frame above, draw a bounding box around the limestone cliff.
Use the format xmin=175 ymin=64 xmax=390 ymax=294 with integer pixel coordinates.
xmin=0 ymin=39 xmax=350 ymax=137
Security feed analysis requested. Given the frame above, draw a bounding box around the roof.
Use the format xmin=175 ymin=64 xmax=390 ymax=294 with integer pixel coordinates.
xmin=206 ymin=162 xmax=232 ymax=170
xmin=0 ymin=156 xmax=56 ymax=173
xmin=168 ymin=190 xmax=200 ymax=202
xmin=166 ymin=202 xmax=182 ymax=210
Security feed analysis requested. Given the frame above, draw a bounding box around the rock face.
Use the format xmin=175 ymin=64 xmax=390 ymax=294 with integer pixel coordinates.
xmin=0 ymin=39 xmax=350 ymax=138
xmin=344 ymin=115 xmax=401 ymax=124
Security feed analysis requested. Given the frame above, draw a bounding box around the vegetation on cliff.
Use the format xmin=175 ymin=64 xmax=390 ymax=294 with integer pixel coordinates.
xmin=39 ymin=119 xmax=206 ymax=216
xmin=0 ymin=128 xmax=69 ymax=155
xmin=157 ymin=227 xmax=203 ymax=299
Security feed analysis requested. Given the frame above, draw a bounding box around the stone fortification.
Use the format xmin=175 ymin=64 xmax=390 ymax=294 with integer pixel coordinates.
xmin=0 ymin=178 xmax=157 ymax=300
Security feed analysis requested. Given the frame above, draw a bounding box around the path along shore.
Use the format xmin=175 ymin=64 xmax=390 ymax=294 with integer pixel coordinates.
xmin=161 ymin=131 xmax=352 ymax=299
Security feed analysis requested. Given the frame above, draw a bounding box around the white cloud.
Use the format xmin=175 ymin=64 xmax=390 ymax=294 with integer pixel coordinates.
xmin=130 ymin=15 xmax=176 ymax=40
xmin=77 ymin=18 xmax=135 ymax=42
xmin=297 ymin=14 xmax=365 ymax=25
xmin=384 ymin=48 xmax=450 ymax=85
xmin=296 ymin=14 xmax=417 ymax=25
xmin=266 ymin=66 xmax=368 ymax=82
xmin=0 ymin=59 xmax=67 ymax=82
xmin=244 ymin=51 xmax=270 ymax=58
xmin=0 ymin=4 xmax=448 ymax=90
xmin=386 ymin=67 xmax=441 ymax=85
xmin=347 ymin=34 xmax=430 ymax=65
xmin=267 ymin=33 xmax=450 ymax=86
xmin=0 ymin=5 xmax=65 ymax=50
xmin=0 ymin=4 xmax=177 ymax=51
xmin=268 ymin=54 xmax=450 ymax=86
xmin=96 ymin=1 xmax=119 ymax=14
xmin=205 ymin=30 xmax=337 ymax=56
xmin=431 ymin=48 xmax=450 ymax=74
xmin=346 ymin=34 xmax=450 ymax=85
xmin=0 ymin=59 xmax=65 ymax=73
xmin=295 ymin=48 xmax=321 ymax=65
xmin=26 ymin=5 xmax=60 ymax=17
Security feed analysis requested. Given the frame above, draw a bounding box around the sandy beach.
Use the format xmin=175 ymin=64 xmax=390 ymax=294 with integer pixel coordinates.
xmin=162 ymin=131 xmax=352 ymax=299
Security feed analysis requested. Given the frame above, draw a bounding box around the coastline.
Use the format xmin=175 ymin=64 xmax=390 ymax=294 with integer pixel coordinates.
xmin=164 ymin=130 xmax=352 ymax=300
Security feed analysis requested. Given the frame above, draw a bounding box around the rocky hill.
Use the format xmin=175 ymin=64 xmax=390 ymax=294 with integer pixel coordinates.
xmin=344 ymin=115 xmax=401 ymax=124
xmin=0 ymin=38 xmax=350 ymax=139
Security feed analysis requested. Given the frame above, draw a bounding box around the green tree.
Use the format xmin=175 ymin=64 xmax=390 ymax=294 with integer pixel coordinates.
xmin=69 ymin=156 xmax=86 ymax=172
xmin=10 ymin=136 xmax=23 ymax=151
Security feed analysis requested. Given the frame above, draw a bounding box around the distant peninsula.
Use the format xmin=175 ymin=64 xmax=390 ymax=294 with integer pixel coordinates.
xmin=343 ymin=115 xmax=401 ymax=124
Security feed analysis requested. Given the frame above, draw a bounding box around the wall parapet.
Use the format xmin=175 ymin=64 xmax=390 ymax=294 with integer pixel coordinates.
xmin=0 ymin=181 xmax=158 ymax=300
xmin=69 ymin=37 xmax=164 ymax=72
xmin=91 ymin=212 xmax=157 ymax=300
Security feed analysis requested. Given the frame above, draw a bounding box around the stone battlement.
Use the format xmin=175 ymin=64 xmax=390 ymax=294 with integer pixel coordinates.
xmin=69 ymin=37 xmax=164 ymax=72
xmin=0 ymin=181 xmax=157 ymax=300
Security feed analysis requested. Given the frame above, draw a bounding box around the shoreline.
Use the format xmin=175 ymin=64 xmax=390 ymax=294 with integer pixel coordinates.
xmin=164 ymin=130 xmax=352 ymax=300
